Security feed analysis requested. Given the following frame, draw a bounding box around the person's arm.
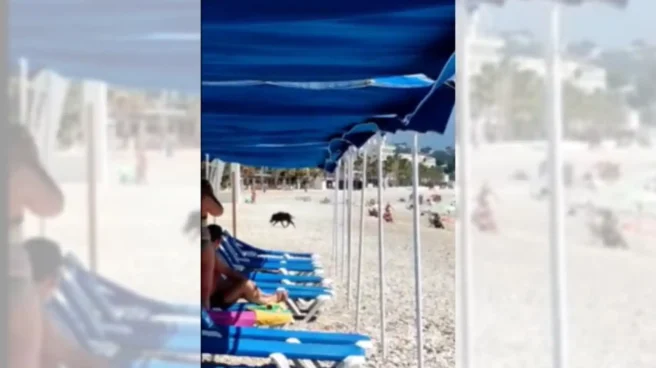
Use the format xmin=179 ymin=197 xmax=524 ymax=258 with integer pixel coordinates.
xmin=41 ymin=317 xmax=110 ymax=368
xmin=214 ymin=255 xmax=246 ymax=282
xmin=13 ymin=165 xmax=64 ymax=217
xmin=201 ymin=246 xmax=216 ymax=309
xmin=202 ymin=196 xmax=224 ymax=217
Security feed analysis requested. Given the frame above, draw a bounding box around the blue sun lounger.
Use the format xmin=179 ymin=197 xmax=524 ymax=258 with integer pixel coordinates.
xmin=223 ymin=247 xmax=320 ymax=273
xmin=252 ymin=280 xmax=331 ymax=294
xmin=215 ymin=251 xmax=332 ymax=320
xmin=243 ymin=270 xmax=329 ymax=286
xmin=217 ymin=237 xmax=327 ymax=286
xmin=202 ymin=310 xmax=366 ymax=368
xmin=223 ymin=234 xmax=318 ymax=262
xmin=64 ymin=254 xmax=198 ymax=320
xmin=64 ymin=268 xmax=363 ymax=353
xmin=215 ymin=325 xmax=371 ymax=349
xmin=222 ymin=238 xmax=318 ymax=266
xmin=225 ymin=233 xmax=317 ymax=259
xmin=66 ymin=253 xmax=328 ymax=322
xmin=56 ymin=273 xmax=201 ymax=354
xmin=48 ymin=297 xmax=199 ymax=367
xmin=220 ymin=245 xmax=323 ymax=276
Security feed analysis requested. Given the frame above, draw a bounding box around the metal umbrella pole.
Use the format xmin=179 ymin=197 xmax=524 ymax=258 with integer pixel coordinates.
xmin=377 ymin=135 xmax=388 ymax=358
xmin=411 ymin=133 xmax=424 ymax=368
xmin=355 ymin=142 xmax=368 ymax=329
xmin=341 ymin=155 xmax=349 ymax=282
xmin=333 ymin=162 xmax=341 ymax=277
xmin=456 ymin=3 xmax=476 ymax=368
xmin=546 ymin=3 xmax=568 ymax=368
xmin=346 ymin=149 xmax=355 ymax=308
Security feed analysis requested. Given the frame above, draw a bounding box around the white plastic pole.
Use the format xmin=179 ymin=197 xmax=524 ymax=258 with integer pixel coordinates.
xmin=546 ymin=4 xmax=568 ymax=368
xmin=232 ymin=163 xmax=240 ymax=236
xmin=377 ymin=135 xmax=387 ymax=358
xmin=333 ymin=162 xmax=341 ymax=277
xmin=82 ymin=80 xmax=106 ymax=273
xmin=355 ymin=144 xmax=368 ymax=330
xmin=411 ymin=133 xmax=424 ymax=368
xmin=18 ymin=58 xmax=28 ymax=124
xmin=456 ymin=4 xmax=475 ymax=368
xmin=341 ymin=156 xmax=348 ymax=281
xmin=346 ymin=149 xmax=355 ymax=308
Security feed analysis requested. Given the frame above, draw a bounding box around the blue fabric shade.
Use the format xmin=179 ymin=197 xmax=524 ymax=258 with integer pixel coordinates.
xmin=10 ymin=0 xmax=199 ymax=91
xmin=202 ymin=5 xmax=455 ymax=82
xmin=203 ymin=0 xmax=453 ymax=22
xmin=201 ymin=79 xmax=454 ymax=169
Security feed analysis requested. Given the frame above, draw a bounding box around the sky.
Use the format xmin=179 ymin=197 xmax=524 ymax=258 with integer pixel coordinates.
xmin=398 ymin=0 xmax=654 ymax=149
xmin=481 ymin=0 xmax=655 ymax=48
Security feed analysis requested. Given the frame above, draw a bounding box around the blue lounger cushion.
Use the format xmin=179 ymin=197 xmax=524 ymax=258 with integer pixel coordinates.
xmin=215 ymin=325 xmax=370 ymax=346
xmin=219 ymin=248 xmax=321 ymax=274
xmin=253 ymin=281 xmax=331 ymax=293
xmin=239 ymin=260 xmax=318 ymax=273
xmin=65 ymin=255 xmax=199 ymax=317
xmin=246 ymin=271 xmax=324 ymax=284
xmin=201 ymin=333 xmax=365 ymax=362
xmin=227 ymin=235 xmax=314 ymax=258
xmin=225 ymin=239 xmax=316 ymax=262
xmin=256 ymin=286 xmax=332 ymax=299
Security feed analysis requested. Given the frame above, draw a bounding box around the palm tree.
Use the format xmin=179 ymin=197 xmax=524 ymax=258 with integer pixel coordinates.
xmin=505 ymin=68 xmax=544 ymax=140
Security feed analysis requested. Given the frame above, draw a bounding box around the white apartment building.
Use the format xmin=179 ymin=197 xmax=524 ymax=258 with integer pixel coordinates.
xmin=398 ymin=153 xmax=438 ymax=168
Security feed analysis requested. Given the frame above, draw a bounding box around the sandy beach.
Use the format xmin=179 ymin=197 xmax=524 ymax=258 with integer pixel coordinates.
xmin=22 ymin=150 xmax=455 ymax=368
xmin=464 ymin=143 xmax=656 ymax=368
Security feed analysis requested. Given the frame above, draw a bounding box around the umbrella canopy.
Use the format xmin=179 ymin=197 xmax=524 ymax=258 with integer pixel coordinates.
xmin=201 ymin=77 xmax=454 ymax=170
xmin=202 ymin=5 xmax=455 ymax=82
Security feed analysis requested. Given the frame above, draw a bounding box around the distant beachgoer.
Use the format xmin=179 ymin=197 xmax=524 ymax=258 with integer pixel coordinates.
xmin=251 ymin=186 xmax=257 ymax=204
xmin=383 ymin=203 xmax=394 ymax=223
xmin=473 ymin=183 xmax=497 ymax=232
xmin=9 ymin=123 xmax=65 ymax=368
xmin=207 ymin=225 xmax=288 ymax=309
xmin=201 ymin=179 xmax=225 ymax=309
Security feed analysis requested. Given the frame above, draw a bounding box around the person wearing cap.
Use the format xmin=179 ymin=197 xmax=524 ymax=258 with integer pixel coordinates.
xmin=8 ymin=123 xmax=65 ymax=368
xmin=201 ymin=179 xmax=224 ymax=308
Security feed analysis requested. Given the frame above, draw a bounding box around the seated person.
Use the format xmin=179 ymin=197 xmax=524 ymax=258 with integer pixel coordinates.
xmin=206 ymin=225 xmax=288 ymax=309
xmin=23 ymin=238 xmax=110 ymax=368
xmin=201 ymin=178 xmax=224 ymax=309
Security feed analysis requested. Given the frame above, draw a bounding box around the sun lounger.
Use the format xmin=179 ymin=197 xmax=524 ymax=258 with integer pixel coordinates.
xmin=55 ymin=275 xmax=201 ymax=353
xmin=202 ymin=310 xmax=370 ymax=348
xmin=202 ymin=310 xmax=366 ymax=368
xmin=243 ymin=270 xmax=330 ymax=287
xmin=223 ymin=244 xmax=321 ymax=271
xmin=219 ymin=246 xmax=324 ymax=276
xmin=225 ymin=233 xmax=317 ymax=260
xmin=64 ymin=254 xmax=199 ymax=321
xmin=214 ymin=325 xmax=371 ymax=349
xmin=224 ymin=233 xmax=318 ymax=261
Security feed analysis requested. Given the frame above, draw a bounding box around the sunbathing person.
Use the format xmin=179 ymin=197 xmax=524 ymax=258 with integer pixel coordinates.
xmin=207 ymin=224 xmax=288 ymax=309
xmin=201 ymin=179 xmax=225 ymax=309
xmin=24 ymin=238 xmax=110 ymax=368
